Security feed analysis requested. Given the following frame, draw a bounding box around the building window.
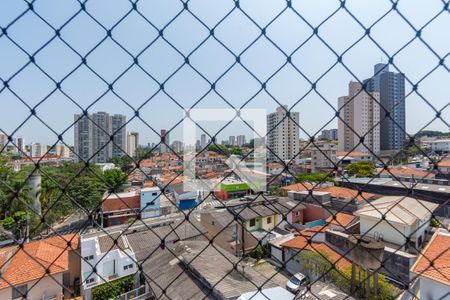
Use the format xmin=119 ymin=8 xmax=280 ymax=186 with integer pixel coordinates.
xmin=123 ymin=264 xmax=134 ymax=270
xmin=84 ymin=255 xmax=94 ymax=261
xmin=85 ymin=277 xmax=95 ymax=284
xmin=12 ymin=284 xmax=27 ymax=299
xmin=267 ymin=217 xmax=272 ymax=224
xmin=152 ymin=192 xmax=158 ymax=196
xmin=249 ymin=219 xmax=256 ymax=227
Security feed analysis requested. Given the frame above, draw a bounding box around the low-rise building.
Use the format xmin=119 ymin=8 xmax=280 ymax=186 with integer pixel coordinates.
xmin=142 ymin=241 xmax=289 ymax=300
xmin=436 ymin=160 xmax=450 ymax=179
xmin=214 ymin=179 xmax=252 ymax=200
xmin=310 ymin=141 xmax=337 ymax=173
xmin=429 ymin=139 xmax=450 ymax=154
xmin=100 ymin=187 xmax=174 ymax=226
xmin=201 ymin=197 xmax=305 ymax=256
xmin=0 ymin=234 xmax=80 ymax=300
xmin=81 ymin=217 xmax=207 ymax=300
xmin=278 ymin=235 xmax=351 ymax=278
xmin=354 ymin=196 xmax=438 ymax=252
xmin=336 ymin=151 xmax=373 ymax=167
xmin=410 ymin=229 xmax=450 ymax=300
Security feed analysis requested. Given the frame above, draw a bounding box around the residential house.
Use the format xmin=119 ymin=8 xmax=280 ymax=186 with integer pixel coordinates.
xmin=201 ymin=197 xmax=305 ymax=256
xmin=278 ymin=235 xmax=351 ymax=278
xmin=309 ymin=141 xmax=337 ymax=173
xmin=0 ymin=234 xmax=80 ymax=300
xmin=142 ymin=241 xmax=290 ymax=300
xmin=267 ymin=162 xmax=284 ymax=175
xmin=100 ymin=187 xmax=174 ymax=227
xmin=336 ymin=151 xmax=373 ymax=168
xmin=325 ymin=212 xmax=358 ymax=232
xmin=354 ymin=196 xmax=438 ymax=252
xmin=410 ymin=229 xmax=450 ymax=300
xmin=81 ymin=232 xmax=137 ymax=300
xmin=284 ymin=183 xmax=377 ymax=213
xmin=379 ymin=166 xmax=434 ymax=179
xmin=81 ymin=216 xmax=207 ymax=300
xmin=435 ymin=160 xmax=450 ymax=179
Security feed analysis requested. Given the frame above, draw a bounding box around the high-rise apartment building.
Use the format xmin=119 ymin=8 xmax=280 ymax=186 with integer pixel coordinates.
xmin=0 ymin=131 xmax=7 ymax=150
xmin=55 ymin=143 xmax=71 ymax=158
xmin=160 ymin=129 xmax=170 ymax=153
xmin=15 ymin=136 xmax=25 ymax=154
xmin=320 ymin=129 xmax=338 ymax=141
xmin=30 ymin=142 xmax=47 ymax=157
xmin=112 ymin=114 xmax=127 ymax=158
xmin=200 ymin=134 xmax=207 ymax=148
xmin=364 ymin=63 xmax=405 ymax=151
xmin=236 ymin=135 xmax=246 ymax=147
xmin=266 ymin=105 xmax=300 ymax=162
xmin=74 ymin=112 xmax=127 ymax=163
xmin=91 ymin=112 xmax=113 ymax=163
xmin=338 ymin=81 xmax=380 ymax=154
xmin=228 ymin=136 xmax=236 ymax=146
xmin=74 ymin=114 xmax=93 ymax=162
xmin=126 ymin=132 xmax=139 ymax=158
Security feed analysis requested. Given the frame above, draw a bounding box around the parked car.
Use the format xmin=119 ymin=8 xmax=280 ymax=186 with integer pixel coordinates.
xmin=286 ymin=272 xmax=309 ymax=293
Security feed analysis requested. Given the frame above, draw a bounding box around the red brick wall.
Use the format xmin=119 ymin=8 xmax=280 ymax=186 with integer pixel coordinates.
xmin=303 ymin=204 xmax=325 ymax=222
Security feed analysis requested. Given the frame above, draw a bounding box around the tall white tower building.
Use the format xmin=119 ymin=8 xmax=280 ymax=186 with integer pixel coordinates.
xmin=266 ymin=105 xmax=300 ymax=162
xmin=338 ymin=81 xmax=380 ymax=154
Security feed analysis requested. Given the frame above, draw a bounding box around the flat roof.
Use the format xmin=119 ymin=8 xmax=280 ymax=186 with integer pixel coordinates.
xmin=342 ymin=177 xmax=450 ymax=194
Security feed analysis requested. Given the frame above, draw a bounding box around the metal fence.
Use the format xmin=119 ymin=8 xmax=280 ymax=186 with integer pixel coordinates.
xmin=0 ymin=0 xmax=449 ymax=299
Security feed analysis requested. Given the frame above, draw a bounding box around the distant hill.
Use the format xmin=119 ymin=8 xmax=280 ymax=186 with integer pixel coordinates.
xmin=414 ymin=130 xmax=450 ymax=138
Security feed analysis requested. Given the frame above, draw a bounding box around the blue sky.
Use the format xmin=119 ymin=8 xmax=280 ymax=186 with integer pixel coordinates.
xmin=0 ymin=0 xmax=449 ymax=146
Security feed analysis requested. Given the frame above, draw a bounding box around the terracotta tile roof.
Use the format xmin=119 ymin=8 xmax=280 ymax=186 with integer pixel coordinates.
xmin=0 ymin=234 xmax=79 ymax=290
xmin=281 ymin=183 xmax=315 ymax=192
xmin=437 ymin=160 xmax=450 ymax=168
xmin=102 ymin=193 xmax=140 ymax=212
xmin=326 ymin=212 xmax=356 ymax=227
xmin=281 ymin=237 xmax=351 ymax=270
xmin=268 ymin=163 xmax=284 ymax=169
xmin=283 ymin=183 xmax=375 ymax=202
xmin=380 ymin=167 xmax=431 ymax=178
xmin=411 ymin=230 xmax=450 ymax=286
xmin=336 ymin=151 xmax=371 ymax=157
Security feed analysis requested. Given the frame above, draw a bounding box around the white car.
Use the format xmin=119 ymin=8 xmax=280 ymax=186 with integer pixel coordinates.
xmin=286 ymin=273 xmax=309 ymax=294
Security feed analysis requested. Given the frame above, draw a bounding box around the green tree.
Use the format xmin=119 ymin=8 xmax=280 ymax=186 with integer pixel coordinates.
xmin=270 ymin=186 xmax=283 ymax=196
xmin=295 ymin=172 xmax=336 ymax=184
xmin=299 ymin=251 xmax=394 ymax=300
xmin=230 ymin=147 xmax=243 ymax=156
xmin=346 ymin=160 xmax=375 ymax=177
xmin=248 ymin=245 xmax=268 ymax=260
xmin=92 ymin=275 xmax=134 ymax=300
xmin=208 ymin=144 xmax=230 ymax=156
xmin=109 ymin=156 xmax=133 ymax=173
xmin=2 ymin=211 xmax=29 ymax=240
xmin=102 ymin=169 xmax=128 ymax=192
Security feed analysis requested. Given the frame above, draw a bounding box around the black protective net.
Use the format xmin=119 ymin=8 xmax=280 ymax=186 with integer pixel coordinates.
xmin=0 ymin=0 xmax=449 ymax=299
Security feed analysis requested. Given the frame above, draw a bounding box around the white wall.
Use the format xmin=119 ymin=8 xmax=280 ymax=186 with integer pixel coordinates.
xmin=360 ymin=217 xmax=406 ymax=246
xmin=140 ymin=188 xmax=161 ymax=219
xmin=0 ymin=274 xmax=63 ymax=300
xmin=419 ymin=276 xmax=450 ymax=300
xmin=81 ymin=236 xmax=137 ymax=300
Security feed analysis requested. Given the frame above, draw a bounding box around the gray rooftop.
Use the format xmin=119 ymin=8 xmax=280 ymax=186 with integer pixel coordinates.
xmin=97 ymin=232 xmax=129 ymax=253
xmin=143 ymin=241 xmax=278 ymax=300
xmin=126 ymin=218 xmax=207 ymax=262
xmin=232 ymin=197 xmax=306 ymax=221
